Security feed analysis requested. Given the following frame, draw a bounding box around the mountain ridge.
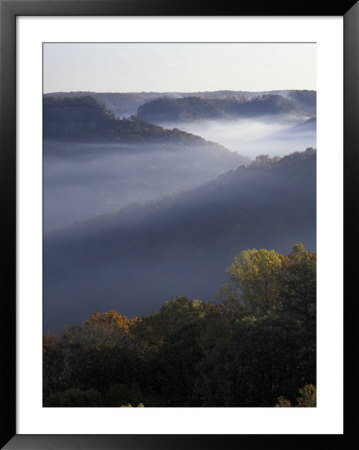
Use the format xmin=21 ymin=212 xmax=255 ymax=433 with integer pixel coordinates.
xmin=43 ymin=96 xmax=234 ymax=149
xmin=44 ymin=89 xmax=316 ymax=118
xmin=44 ymin=148 xmax=316 ymax=330
xmin=137 ymin=95 xmax=300 ymax=123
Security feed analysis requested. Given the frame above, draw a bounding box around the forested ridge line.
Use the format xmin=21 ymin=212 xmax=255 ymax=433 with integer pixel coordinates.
xmin=43 ymin=243 xmax=316 ymax=408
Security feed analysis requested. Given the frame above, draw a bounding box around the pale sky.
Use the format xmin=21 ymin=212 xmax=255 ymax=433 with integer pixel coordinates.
xmin=43 ymin=43 xmax=316 ymax=93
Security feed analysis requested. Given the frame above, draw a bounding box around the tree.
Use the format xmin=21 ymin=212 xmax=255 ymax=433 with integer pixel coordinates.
xmin=226 ymin=248 xmax=283 ymax=313
xmin=105 ymin=383 xmax=143 ymax=407
xmin=63 ymin=310 xmax=130 ymax=349
xmin=228 ymin=313 xmax=315 ymax=406
xmin=43 ymin=335 xmax=64 ymax=397
xmin=45 ymin=388 xmax=102 ymax=407
xmin=43 ymin=244 xmax=316 ymax=407
xmin=275 ymin=396 xmax=292 ymax=407
xmin=275 ymin=384 xmax=316 ymax=407
xmin=296 ymin=384 xmax=316 ymax=407
xmin=85 ymin=309 xmax=130 ymax=332
xmin=280 ymin=243 xmax=316 ymax=322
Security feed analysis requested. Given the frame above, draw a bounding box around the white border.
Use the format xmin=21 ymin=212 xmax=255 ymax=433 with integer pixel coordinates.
xmin=17 ymin=17 xmax=343 ymax=434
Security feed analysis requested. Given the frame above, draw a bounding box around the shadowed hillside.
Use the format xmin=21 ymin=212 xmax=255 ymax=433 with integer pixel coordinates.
xmin=44 ymin=96 xmax=232 ymax=147
xmin=44 ymin=89 xmax=316 ymax=118
xmin=44 ymin=148 xmax=316 ymax=331
xmin=137 ymin=95 xmax=299 ymax=122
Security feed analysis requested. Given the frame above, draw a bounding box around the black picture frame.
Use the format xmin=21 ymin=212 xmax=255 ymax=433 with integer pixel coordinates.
xmin=1 ymin=0 xmax=357 ymax=448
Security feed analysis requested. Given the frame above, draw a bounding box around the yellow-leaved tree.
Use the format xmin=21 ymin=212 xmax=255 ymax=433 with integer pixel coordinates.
xmin=226 ymin=248 xmax=283 ymax=313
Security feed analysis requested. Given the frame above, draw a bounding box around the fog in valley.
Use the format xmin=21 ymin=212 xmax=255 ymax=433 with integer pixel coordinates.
xmin=44 ymin=150 xmax=316 ymax=331
xmin=41 ymin=43 xmax=318 ymax=408
xmin=158 ymin=115 xmax=316 ymax=158
xmin=44 ymin=141 xmax=247 ymax=231
xmin=43 ymin=90 xmax=316 ymax=331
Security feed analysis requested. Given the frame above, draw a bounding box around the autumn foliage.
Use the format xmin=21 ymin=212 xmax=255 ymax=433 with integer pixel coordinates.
xmin=43 ymin=244 xmax=316 ymax=407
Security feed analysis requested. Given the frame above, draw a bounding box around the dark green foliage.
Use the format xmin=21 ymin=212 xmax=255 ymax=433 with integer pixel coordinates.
xmin=228 ymin=314 xmax=315 ymax=406
xmin=43 ymin=244 xmax=316 ymax=407
xmin=280 ymin=242 xmax=316 ymax=323
xmin=45 ymin=388 xmax=102 ymax=407
xmin=43 ymin=335 xmax=65 ymax=397
xmin=105 ymin=383 xmax=143 ymax=407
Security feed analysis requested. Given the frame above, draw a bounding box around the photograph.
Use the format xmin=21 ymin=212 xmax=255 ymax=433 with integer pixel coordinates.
xmin=1 ymin=0 xmax=355 ymax=445
xmin=42 ymin=42 xmax=317 ymax=408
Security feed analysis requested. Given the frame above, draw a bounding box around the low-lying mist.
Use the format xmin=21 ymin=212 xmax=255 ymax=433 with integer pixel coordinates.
xmin=44 ymin=141 xmax=247 ymax=232
xmin=161 ymin=115 xmax=316 ymax=158
xmin=44 ymin=149 xmax=316 ymax=332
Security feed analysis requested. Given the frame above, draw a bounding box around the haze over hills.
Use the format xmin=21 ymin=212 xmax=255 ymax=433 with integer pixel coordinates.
xmin=43 ymin=95 xmax=250 ymax=231
xmin=294 ymin=116 xmax=316 ymax=130
xmin=137 ymin=95 xmax=300 ymax=122
xmin=42 ymin=43 xmax=317 ymax=408
xmin=44 ymin=96 xmax=231 ymax=148
xmin=44 ymin=89 xmax=316 ymax=118
xmin=43 ymin=91 xmax=316 ymax=330
xmin=44 ymin=148 xmax=316 ymax=331
xmin=40 ymin=39 xmax=320 ymax=408
xmin=44 ymin=91 xmax=316 ymax=159
xmin=44 ymin=140 xmax=248 ymax=231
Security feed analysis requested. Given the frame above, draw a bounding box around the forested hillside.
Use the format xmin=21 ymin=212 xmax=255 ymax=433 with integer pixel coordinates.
xmin=44 ymin=96 xmax=230 ymax=147
xmin=43 ymin=95 xmax=250 ymax=231
xmin=44 ymin=243 xmax=316 ymax=408
xmin=42 ymin=44 xmax=317 ymax=410
xmin=44 ymin=89 xmax=316 ymax=117
xmin=44 ymin=149 xmax=316 ymax=331
xmin=137 ymin=95 xmax=299 ymax=122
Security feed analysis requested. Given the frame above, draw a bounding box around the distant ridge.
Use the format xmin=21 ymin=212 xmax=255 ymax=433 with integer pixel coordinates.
xmin=43 ymin=96 xmax=232 ymax=148
xmin=137 ymin=95 xmax=299 ymax=122
xmin=44 ymin=89 xmax=316 ymax=118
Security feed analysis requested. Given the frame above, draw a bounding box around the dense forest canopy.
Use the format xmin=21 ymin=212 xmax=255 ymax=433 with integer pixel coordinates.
xmin=43 ymin=243 xmax=316 ymax=408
